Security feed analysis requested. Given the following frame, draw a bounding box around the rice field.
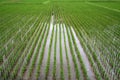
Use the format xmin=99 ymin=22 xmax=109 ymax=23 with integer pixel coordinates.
xmin=0 ymin=0 xmax=120 ymax=80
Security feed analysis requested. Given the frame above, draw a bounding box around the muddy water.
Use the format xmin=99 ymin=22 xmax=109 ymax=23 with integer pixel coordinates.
xmin=47 ymin=26 xmax=56 ymax=80
xmin=63 ymin=25 xmax=76 ymax=80
xmin=71 ymin=27 xmax=96 ymax=80
xmin=56 ymin=24 xmax=60 ymax=80
xmin=17 ymin=19 xmax=41 ymax=79
xmin=22 ymin=22 xmax=46 ymax=80
xmin=39 ymin=16 xmax=54 ymax=80
xmin=24 ymin=23 xmax=47 ymax=80
xmin=61 ymin=24 xmax=68 ymax=80
xmin=67 ymin=27 xmax=84 ymax=80
xmin=31 ymin=25 xmax=49 ymax=80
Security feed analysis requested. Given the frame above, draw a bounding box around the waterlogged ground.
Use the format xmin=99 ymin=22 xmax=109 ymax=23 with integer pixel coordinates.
xmin=13 ymin=16 xmax=96 ymax=80
xmin=1 ymin=1 xmax=120 ymax=80
xmin=28 ymin=16 xmax=95 ymax=80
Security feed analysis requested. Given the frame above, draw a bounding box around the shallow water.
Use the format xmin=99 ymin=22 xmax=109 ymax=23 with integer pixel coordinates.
xmin=71 ymin=27 xmax=96 ymax=80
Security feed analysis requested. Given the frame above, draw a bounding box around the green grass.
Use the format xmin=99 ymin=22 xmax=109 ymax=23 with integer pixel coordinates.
xmin=0 ymin=0 xmax=120 ymax=80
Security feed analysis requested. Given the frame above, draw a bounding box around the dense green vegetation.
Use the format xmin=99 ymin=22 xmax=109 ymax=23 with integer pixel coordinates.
xmin=0 ymin=0 xmax=120 ymax=80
